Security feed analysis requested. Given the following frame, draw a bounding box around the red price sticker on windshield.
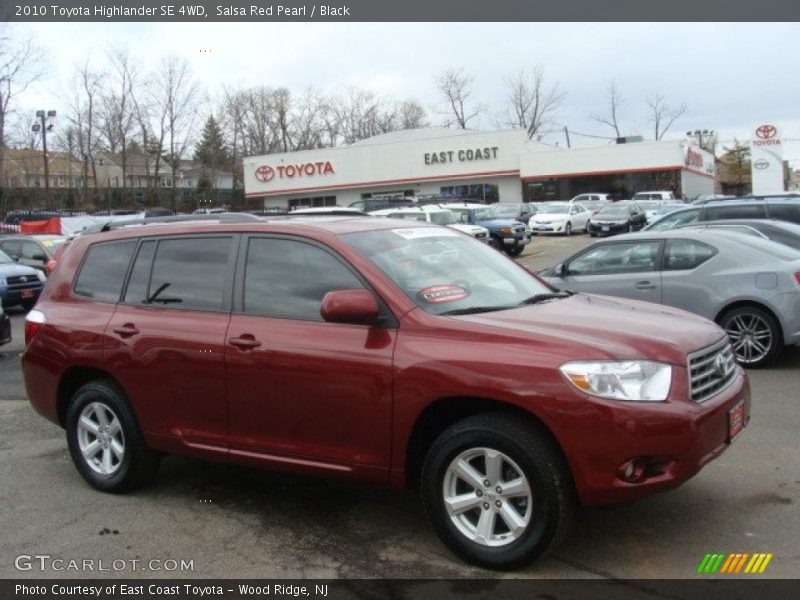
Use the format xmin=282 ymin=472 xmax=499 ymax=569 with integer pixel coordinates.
xmin=419 ymin=285 xmax=469 ymax=304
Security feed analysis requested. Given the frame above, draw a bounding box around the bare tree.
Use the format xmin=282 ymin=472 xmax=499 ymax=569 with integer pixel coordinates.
xmin=152 ymin=55 xmax=202 ymax=207
xmin=500 ymin=67 xmax=566 ymax=139
xmin=333 ymin=87 xmax=398 ymax=144
xmin=591 ymin=80 xmax=624 ymax=138
xmin=647 ymin=93 xmax=687 ymax=140
xmin=99 ymin=47 xmax=139 ymax=191
xmin=435 ymin=67 xmax=482 ymax=129
xmin=291 ymin=89 xmax=327 ymax=150
xmin=61 ymin=60 xmax=104 ymax=197
xmin=397 ymin=100 xmax=428 ymax=130
xmin=0 ymin=24 xmax=43 ymax=189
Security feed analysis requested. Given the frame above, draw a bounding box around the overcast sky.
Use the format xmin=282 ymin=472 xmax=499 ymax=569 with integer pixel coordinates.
xmin=11 ymin=22 xmax=800 ymax=162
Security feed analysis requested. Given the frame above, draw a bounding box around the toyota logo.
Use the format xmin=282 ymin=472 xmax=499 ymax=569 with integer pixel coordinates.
xmin=754 ymin=159 xmax=770 ymax=170
xmin=19 ymin=276 xmax=28 ymax=283
xmin=755 ymin=124 xmax=777 ymax=139
xmin=254 ymin=165 xmax=275 ymax=183
xmin=713 ymin=354 xmax=727 ymax=378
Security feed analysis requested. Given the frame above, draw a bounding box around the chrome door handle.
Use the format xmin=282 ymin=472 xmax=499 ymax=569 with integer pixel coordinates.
xmin=228 ymin=335 xmax=262 ymax=350
xmin=634 ymin=281 xmax=656 ymax=290
xmin=112 ymin=324 xmax=139 ymax=338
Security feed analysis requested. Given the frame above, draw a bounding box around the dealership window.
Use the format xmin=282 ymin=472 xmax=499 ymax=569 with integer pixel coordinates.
xmin=361 ymin=189 xmax=415 ymax=199
xmin=288 ymin=196 xmax=337 ymax=209
xmin=440 ymin=183 xmax=498 ymax=203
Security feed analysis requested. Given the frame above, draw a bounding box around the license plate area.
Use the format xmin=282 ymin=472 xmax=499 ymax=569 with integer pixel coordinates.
xmin=21 ymin=289 xmax=34 ymax=298
xmin=602 ymin=226 xmax=609 ymax=232
xmin=728 ymin=400 xmax=746 ymax=441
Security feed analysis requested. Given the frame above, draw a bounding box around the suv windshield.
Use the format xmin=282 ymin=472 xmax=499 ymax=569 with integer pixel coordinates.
xmin=428 ymin=210 xmax=457 ymax=225
xmin=450 ymin=207 xmax=493 ymax=221
xmin=343 ymin=227 xmax=553 ymax=315
xmin=490 ymin=204 xmax=520 ymax=218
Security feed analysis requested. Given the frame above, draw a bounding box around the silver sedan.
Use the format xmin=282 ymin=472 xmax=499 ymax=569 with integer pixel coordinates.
xmin=539 ymin=229 xmax=800 ymax=367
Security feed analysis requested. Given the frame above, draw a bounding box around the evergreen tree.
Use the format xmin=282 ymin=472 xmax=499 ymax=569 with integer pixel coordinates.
xmin=194 ymin=116 xmax=230 ymax=192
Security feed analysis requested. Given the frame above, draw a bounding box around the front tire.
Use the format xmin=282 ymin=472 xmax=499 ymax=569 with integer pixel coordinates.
xmin=421 ymin=413 xmax=574 ymax=570
xmin=564 ymin=222 xmax=572 ymax=236
xmin=720 ymin=306 xmax=782 ymax=368
xmin=506 ymin=245 xmax=524 ymax=257
xmin=65 ymin=380 xmax=160 ymax=493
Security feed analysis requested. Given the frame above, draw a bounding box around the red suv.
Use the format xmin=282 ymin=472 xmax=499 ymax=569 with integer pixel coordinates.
xmin=22 ymin=215 xmax=750 ymax=569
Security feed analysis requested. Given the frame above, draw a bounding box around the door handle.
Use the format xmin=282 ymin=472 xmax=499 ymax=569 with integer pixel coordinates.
xmin=228 ymin=335 xmax=262 ymax=350
xmin=112 ymin=324 xmax=139 ymax=338
xmin=634 ymin=281 xmax=656 ymax=290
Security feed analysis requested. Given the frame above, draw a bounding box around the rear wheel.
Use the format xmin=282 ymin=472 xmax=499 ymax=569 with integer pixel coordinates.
xmin=720 ymin=306 xmax=782 ymax=368
xmin=421 ymin=413 xmax=574 ymax=570
xmin=65 ymin=380 xmax=160 ymax=493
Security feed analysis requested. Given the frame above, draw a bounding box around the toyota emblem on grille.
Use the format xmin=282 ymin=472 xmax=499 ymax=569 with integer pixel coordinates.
xmin=713 ymin=353 xmax=727 ymax=378
xmin=19 ymin=276 xmax=28 ymax=283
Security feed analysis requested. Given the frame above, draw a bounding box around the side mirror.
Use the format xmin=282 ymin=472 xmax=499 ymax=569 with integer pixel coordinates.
xmin=321 ymin=289 xmax=380 ymax=326
xmin=11 ymin=254 xmax=20 ymax=262
xmin=557 ymin=263 xmax=566 ymax=277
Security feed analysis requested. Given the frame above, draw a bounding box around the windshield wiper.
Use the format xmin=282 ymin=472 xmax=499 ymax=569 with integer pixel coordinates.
xmin=518 ymin=291 xmax=574 ymax=306
xmin=439 ymin=305 xmax=514 ymax=316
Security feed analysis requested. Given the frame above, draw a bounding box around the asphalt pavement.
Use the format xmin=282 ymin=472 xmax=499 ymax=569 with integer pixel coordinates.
xmin=0 ymin=233 xmax=797 ymax=579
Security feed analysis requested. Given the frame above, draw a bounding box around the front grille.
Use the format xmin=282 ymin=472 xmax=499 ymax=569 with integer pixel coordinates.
xmin=687 ymin=337 xmax=737 ymax=403
xmin=6 ymin=275 xmax=36 ymax=286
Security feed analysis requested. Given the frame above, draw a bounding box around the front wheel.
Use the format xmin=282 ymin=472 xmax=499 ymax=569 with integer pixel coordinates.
xmin=720 ymin=306 xmax=782 ymax=368
xmin=564 ymin=222 xmax=572 ymax=236
xmin=505 ymin=245 xmax=524 ymax=257
xmin=65 ymin=380 xmax=160 ymax=493
xmin=421 ymin=413 xmax=574 ymax=570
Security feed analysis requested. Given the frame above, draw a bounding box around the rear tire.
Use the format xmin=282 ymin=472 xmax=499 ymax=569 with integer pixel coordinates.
xmin=720 ymin=306 xmax=782 ymax=368
xmin=421 ymin=413 xmax=574 ymax=570
xmin=65 ymin=380 xmax=160 ymax=493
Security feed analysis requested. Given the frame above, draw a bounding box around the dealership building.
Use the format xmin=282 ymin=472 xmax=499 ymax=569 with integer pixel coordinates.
xmin=243 ymin=128 xmax=716 ymax=209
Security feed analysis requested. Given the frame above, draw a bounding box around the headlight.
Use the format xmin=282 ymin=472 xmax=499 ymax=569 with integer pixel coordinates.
xmin=560 ymin=361 xmax=672 ymax=402
xmin=499 ymin=227 xmax=512 ymax=234
xmin=36 ymin=270 xmax=46 ymax=282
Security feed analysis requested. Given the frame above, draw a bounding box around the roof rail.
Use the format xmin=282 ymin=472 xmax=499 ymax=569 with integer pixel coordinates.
xmin=81 ymin=212 xmax=263 ymax=234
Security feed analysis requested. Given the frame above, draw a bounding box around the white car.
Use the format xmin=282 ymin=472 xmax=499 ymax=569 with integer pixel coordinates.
xmin=632 ymin=191 xmax=676 ymax=201
xmin=634 ymin=200 xmax=666 ymax=223
xmin=528 ymin=202 xmax=591 ymax=235
xmin=570 ymin=193 xmax=613 ymax=203
xmin=369 ymin=206 xmax=491 ymax=242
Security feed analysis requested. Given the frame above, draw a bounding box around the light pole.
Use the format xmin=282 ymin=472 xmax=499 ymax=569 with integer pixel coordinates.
xmin=32 ymin=110 xmax=56 ymax=209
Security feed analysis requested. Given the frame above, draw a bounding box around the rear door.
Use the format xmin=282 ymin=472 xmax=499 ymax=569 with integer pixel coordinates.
xmin=659 ymin=238 xmax=719 ymax=319
xmin=561 ymin=239 xmax=664 ymax=304
xmin=225 ymin=235 xmax=396 ymax=478
xmin=105 ymin=235 xmax=236 ymax=452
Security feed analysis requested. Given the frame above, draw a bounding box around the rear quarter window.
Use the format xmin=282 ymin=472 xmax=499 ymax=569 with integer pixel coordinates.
xmin=766 ymin=203 xmax=800 ymax=224
xmin=74 ymin=241 xmax=138 ymax=303
xmin=704 ymin=204 xmax=768 ymax=220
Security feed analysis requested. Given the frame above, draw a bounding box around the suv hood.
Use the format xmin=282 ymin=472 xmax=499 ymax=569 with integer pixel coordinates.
xmin=0 ymin=263 xmax=40 ymax=278
xmin=455 ymin=293 xmax=724 ymax=366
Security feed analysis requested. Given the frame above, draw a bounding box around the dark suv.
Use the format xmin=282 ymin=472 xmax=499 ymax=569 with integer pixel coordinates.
xmin=645 ymin=197 xmax=800 ymax=231
xmin=22 ymin=214 xmax=749 ymax=569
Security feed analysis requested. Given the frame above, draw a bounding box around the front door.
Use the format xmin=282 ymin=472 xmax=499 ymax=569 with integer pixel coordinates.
xmin=225 ymin=236 xmax=396 ymax=478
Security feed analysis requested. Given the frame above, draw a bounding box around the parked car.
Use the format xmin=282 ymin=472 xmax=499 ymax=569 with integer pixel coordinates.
xmin=649 ymin=202 xmax=687 ymax=221
xmin=644 ymin=198 xmax=800 ymax=231
xmin=347 ymin=197 xmax=415 ymax=212
xmin=0 ymin=235 xmax=67 ymax=274
xmin=570 ymin=193 xmax=613 ymax=204
xmin=676 ymin=219 xmax=800 ymax=251
xmin=440 ymin=202 xmax=530 ymax=255
xmin=633 ymin=191 xmax=676 ymax=201
xmin=290 ymin=207 xmax=365 ymax=215
xmin=0 ymin=303 xmax=10 ymax=346
xmin=692 ymin=193 xmax=798 ymax=205
xmin=539 ymin=228 xmax=800 ymax=367
xmin=580 ymin=200 xmax=612 ymax=217
xmin=489 ymin=203 xmax=537 ymax=224
xmin=0 ymin=248 xmax=46 ymax=310
xmin=528 ymin=202 xmax=591 ymax=236
xmin=369 ymin=206 xmax=491 ymax=242
xmin=635 ymin=200 xmax=666 ymax=224
xmin=22 ymin=215 xmax=749 ymax=569
xmin=586 ymin=201 xmax=647 ymax=236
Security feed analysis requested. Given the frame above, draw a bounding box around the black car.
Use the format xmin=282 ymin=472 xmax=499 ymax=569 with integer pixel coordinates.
xmin=0 ymin=304 xmax=10 ymax=347
xmin=677 ymin=219 xmax=800 ymax=251
xmin=587 ymin=201 xmax=647 ymax=237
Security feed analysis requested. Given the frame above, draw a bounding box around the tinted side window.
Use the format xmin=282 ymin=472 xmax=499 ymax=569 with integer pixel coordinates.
xmin=663 ymin=239 xmax=717 ymax=271
xmin=567 ymin=241 xmax=661 ymax=276
xmin=649 ymin=209 xmax=700 ymax=231
xmin=0 ymin=240 xmax=21 ymax=257
xmin=74 ymin=241 xmax=137 ymax=303
xmin=767 ymin=203 xmax=800 ymax=224
xmin=705 ymin=204 xmax=767 ymax=220
xmin=147 ymin=237 xmax=232 ymax=310
xmin=244 ymin=238 xmax=364 ymax=320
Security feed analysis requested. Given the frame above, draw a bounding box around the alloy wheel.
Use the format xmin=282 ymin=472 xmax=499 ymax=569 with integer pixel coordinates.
xmin=442 ymin=447 xmax=533 ymax=547
xmin=725 ymin=313 xmax=773 ymax=365
xmin=77 ymin=401 xmax=125 ymax=476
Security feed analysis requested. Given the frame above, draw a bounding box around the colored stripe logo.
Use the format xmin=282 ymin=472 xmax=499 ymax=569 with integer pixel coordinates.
xmin=697 ymin=553 xmax=773 ymax=574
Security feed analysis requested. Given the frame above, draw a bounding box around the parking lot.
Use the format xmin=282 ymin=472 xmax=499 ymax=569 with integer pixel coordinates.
xmin=1 ymin=232 xmax=798 ymax=579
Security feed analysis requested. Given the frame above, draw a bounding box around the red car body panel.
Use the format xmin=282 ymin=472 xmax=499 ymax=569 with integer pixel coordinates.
xmin=22 ymin=218 xmax=750 ymax=507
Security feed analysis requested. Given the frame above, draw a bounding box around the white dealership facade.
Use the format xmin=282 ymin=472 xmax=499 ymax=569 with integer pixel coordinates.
xmin=243 ymin=128 xmax=716 ymax=209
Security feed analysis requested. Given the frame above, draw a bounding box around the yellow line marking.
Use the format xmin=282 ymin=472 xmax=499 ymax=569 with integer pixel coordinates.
xmin=744 ymin=554 xmax=759 ymax=573
xmin=758 ymin=554 xmax=773 ymax=573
